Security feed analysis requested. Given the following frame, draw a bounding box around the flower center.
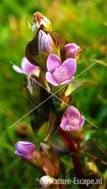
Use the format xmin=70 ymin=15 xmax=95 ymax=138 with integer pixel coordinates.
xmin=68 ymin=117 xmax=79 ymax=128
xmin=53 ymin=66 xmax=70 ymax=83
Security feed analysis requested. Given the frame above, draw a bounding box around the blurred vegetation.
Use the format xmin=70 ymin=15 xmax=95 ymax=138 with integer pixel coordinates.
xmin=0 ymin=0 xmax=107 ymax=188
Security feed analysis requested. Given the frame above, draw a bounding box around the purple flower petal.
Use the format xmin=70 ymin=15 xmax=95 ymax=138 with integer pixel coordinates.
xmin=64 ymin=43 xmax=80 ymax=58
xmin=53 ymin=65 xmax=72 ymax=84
xmin=12 ymin=57 xmax=40 ymax=77
xmin=79 ymin=115 xmax=85 ymax=126
xmin=15 ymin=141 xmax=36 ymax=160
xmin=15 ymin=141 xmax=35 ymax=152
xmin=60 ymin=76 xmax=74 ymax=85
xmin=46 ymin=72 xmax=59 ymax=86
xmin=60 ymin=106 xmax=85 ymax=132
xmin=65 ymin=124 xmax=80 ymax=131
xmin=64 ymin=43 xmax=80 ymax=52
xmin=60 ymin=116 xmax=68 ymax=130
xmin=47 ymin=54 xmax=61 ymax=72
xmin=66 ymin=106 xmax=80 ymax=119
xmin=12 ymin=65 xmax=24 ymax=74
xmin=62 ymin=58 xmax=77 ymax=77
xmin=46 ymin=55 xmax=77 ymax=86
xmin=21 ymin=57 xmax=39 ymax=75
xmin=38 ymin=30 xmax=54 ymax=53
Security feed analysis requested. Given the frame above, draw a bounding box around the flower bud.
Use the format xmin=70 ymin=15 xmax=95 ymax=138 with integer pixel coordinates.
xmin=15 ymin=141 xmax=36 ymax=160
xmin=38 ymin=30 xmax=54 ymax=53
xmin=39 ymin=175 xmax=54 ymax=188
xmin=60 ymin=106 xmax=85 ymax=131
xmin=32 ymin=12 xmax=52 ymax=32
xmin=64 ymin=43 xmax=80 ymax=58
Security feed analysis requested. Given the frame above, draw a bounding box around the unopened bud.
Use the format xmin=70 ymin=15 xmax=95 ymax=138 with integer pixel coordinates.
xmin=15 ymin=141 xmax=36 ymax=160
xmin=38 ymin=30 xmax=54 ymax=53
xmin=32 ymin=12 xmax=52 ymax=32
xmin=64 ymin=43 xmax=80 ymax=58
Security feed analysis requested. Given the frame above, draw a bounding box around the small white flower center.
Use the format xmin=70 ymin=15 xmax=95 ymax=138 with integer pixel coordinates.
xmin=53 ymin=66 xmax=70 ymax=83
xmin=68 ymin=117 xmax=79 ymax=128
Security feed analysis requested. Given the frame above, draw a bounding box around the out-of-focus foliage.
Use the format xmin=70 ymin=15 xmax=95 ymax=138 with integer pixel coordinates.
xmin=0 ymin=0 xmax=107 ymax=188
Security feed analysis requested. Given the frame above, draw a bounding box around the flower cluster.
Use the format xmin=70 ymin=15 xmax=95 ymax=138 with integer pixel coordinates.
xmin=13 ymin=12 xmax=85 ymax=188
xmin=13 ymin=12 xmax=80 ymax=87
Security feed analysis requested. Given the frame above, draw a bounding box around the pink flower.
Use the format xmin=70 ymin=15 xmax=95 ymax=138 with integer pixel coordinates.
xmin=64 ymin=43 xmax=80 ymax=58
xmin=15 ymin=141 xmax=36 ymax=160
xmin=60 ymin=106 xmax=85 ymax=131
xmin=38 ymin=30 xmax=54 ymax=53
xmin=12 ymin=57 xmax=40 ymax=77
xmin=46 ymin=54 xmax=77 ymax=86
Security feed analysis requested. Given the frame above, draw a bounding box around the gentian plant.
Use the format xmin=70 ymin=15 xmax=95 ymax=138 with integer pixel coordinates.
xmin=13 ymin=12 xmax=89 ymax=189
